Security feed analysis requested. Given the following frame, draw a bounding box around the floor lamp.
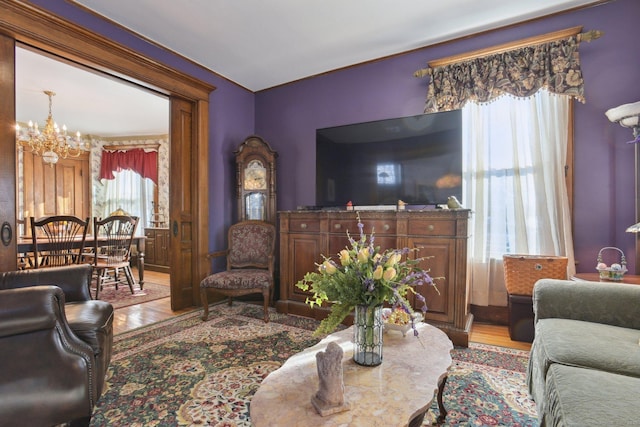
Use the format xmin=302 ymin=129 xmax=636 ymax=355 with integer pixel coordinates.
xmin=605 ymin=101 xmax=640 ymax=273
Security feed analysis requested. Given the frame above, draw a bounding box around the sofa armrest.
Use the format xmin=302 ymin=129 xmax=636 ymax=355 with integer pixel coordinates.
xmin=0 ymin=264 xmax=93 ymax=302
xmin=533 ymin=279 xmax=640 ymax=330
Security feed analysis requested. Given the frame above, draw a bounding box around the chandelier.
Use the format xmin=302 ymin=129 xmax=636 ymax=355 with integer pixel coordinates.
xmin=15 ymin=90 xmax=88 ymax=165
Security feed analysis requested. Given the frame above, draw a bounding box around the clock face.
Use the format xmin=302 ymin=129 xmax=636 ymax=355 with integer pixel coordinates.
xmin=244 ymin=160 xmax=267 ymax=190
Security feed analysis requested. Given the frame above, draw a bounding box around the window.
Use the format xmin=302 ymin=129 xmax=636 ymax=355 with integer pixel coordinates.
xmin=102 ymin=169 xmax=154 ymax=235
xmin=463 ymin=90 xmax=575 ymax=305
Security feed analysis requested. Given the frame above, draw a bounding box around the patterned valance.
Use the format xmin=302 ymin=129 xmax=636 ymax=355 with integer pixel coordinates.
xmin=424 ymin=36 xmax=585 ymax=113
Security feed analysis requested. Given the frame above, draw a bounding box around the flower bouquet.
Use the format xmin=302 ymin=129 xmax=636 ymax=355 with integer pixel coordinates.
xmin=295 ymin=214 xmax=441 ymax=338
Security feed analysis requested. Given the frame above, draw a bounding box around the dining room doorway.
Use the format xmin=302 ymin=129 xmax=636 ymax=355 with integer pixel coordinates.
xmin=0 ymin=3 xmax=212 ymax=310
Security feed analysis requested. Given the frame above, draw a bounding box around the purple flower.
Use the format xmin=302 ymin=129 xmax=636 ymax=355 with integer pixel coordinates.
xmin=367 ymin=278 xmax=376 ymax=292
xmin=415 ymin=293 xmax=428 ymax=312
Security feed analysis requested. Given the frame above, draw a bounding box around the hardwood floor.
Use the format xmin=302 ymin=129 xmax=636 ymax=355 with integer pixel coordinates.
xmin=115 ymin=270 xmax=532 ymax=352
xmin=112 ymin=269 xmax=190 ymax=335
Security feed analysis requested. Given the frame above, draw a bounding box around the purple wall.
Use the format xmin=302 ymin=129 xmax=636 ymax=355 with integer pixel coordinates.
xmin=26 ymin=0 xmax=256 ymax=252
xmin=255 ymin=0 xmax=640 ymax=274
xmin=21 ymin=0 xmax=640 ymax=274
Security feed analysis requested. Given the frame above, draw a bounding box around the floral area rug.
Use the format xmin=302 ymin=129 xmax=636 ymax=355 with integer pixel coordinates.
xmin=425 ymin=343 xmax=537 ymax=426
xmin=90 ymin=303 xmax=538 ymax=426
xmin=91 ymin=281 xmax=170 ymax=309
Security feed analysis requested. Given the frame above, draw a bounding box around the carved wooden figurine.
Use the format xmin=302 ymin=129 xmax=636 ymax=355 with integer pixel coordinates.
xmin=311 ymin=341 xmax=351 ymax=416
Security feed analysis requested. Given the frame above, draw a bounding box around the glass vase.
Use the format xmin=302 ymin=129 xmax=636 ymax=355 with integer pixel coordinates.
xmin=353 ymin=304 xmax=383 ymax=366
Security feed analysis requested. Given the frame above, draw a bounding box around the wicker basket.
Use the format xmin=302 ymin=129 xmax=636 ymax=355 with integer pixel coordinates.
xmin=595 ymin=247 xmax=627 ymax=281
xmin=503 ymin=254 xmax=569 ymax=296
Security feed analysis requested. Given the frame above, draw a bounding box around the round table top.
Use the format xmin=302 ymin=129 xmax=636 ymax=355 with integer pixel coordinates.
xmin=250 ymin=322 xmax=453 ymax=427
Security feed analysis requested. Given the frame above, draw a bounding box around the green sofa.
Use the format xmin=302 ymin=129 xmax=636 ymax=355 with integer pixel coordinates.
xmin=527 ymin=279 xmax=640 ymax=426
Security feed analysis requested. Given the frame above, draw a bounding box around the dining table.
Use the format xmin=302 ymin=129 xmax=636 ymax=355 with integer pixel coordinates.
xmin=17 ymin=235 xmax=147 ymax=287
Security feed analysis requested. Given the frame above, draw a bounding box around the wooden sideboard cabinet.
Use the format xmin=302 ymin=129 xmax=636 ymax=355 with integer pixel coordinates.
xmin=144 ymin=227 xmax=170 ymax=272
xmin=277 ymin=209 xmax=473 ymax=346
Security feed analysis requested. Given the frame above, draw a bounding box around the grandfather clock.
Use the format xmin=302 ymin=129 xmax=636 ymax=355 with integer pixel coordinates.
xmin=235 ymin=136 xmax=277 ymax=223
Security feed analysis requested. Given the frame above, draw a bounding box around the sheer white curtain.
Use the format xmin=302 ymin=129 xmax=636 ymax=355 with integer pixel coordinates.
xmin=101 ymin=169 xmax=154 ymax=236
xmin=463 ymin=89 xmax=576 ymax=306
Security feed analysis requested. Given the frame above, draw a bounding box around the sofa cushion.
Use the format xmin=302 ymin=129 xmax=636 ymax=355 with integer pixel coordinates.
xmin=544 ymin=364 xmax=640 ymax=427
xmin=528 ymin=317 xmax=640 ymax=411
xmin=64 ymin=300 xmax=114 ymax=356
xmin=535 ymin=318 xmax=640 ymax=376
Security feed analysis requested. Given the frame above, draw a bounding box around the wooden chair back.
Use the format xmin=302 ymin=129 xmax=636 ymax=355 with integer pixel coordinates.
xmin=93 ymin=215 xmax=139 ymax=266
xmin=30 ymin=215 xmax=89 ymax=268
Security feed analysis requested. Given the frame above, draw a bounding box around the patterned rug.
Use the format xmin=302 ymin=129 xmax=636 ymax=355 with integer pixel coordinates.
xmin=90 ymin=303 xmax=538 ymax=426
xmin=92 ymin=281 xmax=170 ymax=309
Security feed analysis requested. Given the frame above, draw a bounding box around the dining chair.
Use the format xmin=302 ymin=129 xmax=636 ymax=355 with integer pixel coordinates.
xmin=90 ymin=215 xmax=139 ymax=299
xmin=16 ymin=218 xmax=33 ymax=269
xmin=200 ymin=220 xmax=276 ymax=323
xmin=30 ymin=215 xmax=90 ymax=269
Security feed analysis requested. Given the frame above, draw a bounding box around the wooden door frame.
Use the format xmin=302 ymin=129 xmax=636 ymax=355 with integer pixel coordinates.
xmin=0 ymin=0 xmax=213 ymax=308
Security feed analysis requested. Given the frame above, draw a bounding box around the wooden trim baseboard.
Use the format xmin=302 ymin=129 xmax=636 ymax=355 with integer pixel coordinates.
xmin=471 ymin=304 xmax=509 ymax=325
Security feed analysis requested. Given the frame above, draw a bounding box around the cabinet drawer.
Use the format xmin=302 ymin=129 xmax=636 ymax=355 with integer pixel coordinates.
xmin=408 ymin=220 xmax=455 ymax=236
xmin=289 ymin=219 xmax=320 ymax=233
xmin=330 ymin=219 xmax=396 ymax=235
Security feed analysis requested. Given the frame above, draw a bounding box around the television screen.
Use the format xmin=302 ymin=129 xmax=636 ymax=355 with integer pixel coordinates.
xmin=316 ymin=110 xmax=462 ymax=208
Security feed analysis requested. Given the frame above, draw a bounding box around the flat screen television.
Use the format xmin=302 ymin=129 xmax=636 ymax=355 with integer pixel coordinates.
xmin=316 ymin=110 xmax=462 ymax=208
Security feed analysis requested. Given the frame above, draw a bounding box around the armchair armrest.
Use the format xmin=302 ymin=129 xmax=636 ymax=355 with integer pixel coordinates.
xmin=0 ymin=285 xmax=97 ymax=425
xmin=0 ymin=286 xmax=60 ymax=337
xmin=206 ymin=250 xmax=229 ymax=274
xmin=206 ymin=250 xmax=228 ymax=259
xmin=0 ymin=264 xmax=93 ymax=302
xmin=533 ymin=279 xmax=640 ymax=330
xmin=0 ymin=285 xmax=94 ymax=368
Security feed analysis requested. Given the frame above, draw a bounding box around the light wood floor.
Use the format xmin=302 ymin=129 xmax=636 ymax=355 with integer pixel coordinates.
xmin=115 ymin=270 xmax=531 ymax=352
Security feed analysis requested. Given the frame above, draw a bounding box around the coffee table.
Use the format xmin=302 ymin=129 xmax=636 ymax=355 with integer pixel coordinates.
xmin=250 ymin=322 xmax=453 ymax=427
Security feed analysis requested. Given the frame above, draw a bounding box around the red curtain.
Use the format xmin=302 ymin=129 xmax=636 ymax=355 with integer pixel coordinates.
xmin=99 ymin=149 xmax=158 ymax=184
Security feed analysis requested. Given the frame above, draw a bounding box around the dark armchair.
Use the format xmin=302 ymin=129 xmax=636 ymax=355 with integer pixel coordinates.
xmin=0 ymin=264 xmax=114 ymax=427
xmin=200 ymin=221 xmax=276 ymax=322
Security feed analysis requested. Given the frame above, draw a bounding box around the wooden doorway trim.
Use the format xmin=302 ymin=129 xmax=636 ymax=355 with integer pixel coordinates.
xmin=0 ymin=0 xmax=213 ymax=309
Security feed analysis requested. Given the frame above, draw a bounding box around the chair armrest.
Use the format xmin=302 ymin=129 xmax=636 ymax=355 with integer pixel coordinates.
xmin=0 ymin=286 xmax=62 ymax=338
xmin=533 ymin=279 xmax=640 ymax=329
xmin=0 ymin=286 xmax=97 ymax=423
xmin=0 ymin=264 xmax=93 ymax=302
xmin=268 ymin=253 xmax=275 ymax=275
xmin=206 ymin=250 xmax=228 ymax=260
xmin=206 ymin=250 xmax=229 ymax=274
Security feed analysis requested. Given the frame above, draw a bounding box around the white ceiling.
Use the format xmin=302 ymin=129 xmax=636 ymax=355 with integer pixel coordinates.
xmin=16 ymin=46 xmax=169 ymax=137
xmin=72 ymin=0 xmax=602 ymax=91
xmin=16 ymin=0 xmax=602 ymax=136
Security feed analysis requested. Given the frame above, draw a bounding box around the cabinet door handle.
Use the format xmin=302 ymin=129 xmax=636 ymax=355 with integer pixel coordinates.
xmin=383 ymin=224 xmax=390 ymax=231
xmin=173 ymin=220 xmax=178 ymax=237
xmin=334 ymin=224 xmax=341 ymax=230
xmin=300 ymin=223 xmax=307 ymax=229
xmin=428 ymin=224 xmax=435 ymax=231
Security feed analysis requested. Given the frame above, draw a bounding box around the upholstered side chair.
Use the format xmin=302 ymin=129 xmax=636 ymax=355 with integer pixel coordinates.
xmin=200 ymin=221 xmax=276 ymax=323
